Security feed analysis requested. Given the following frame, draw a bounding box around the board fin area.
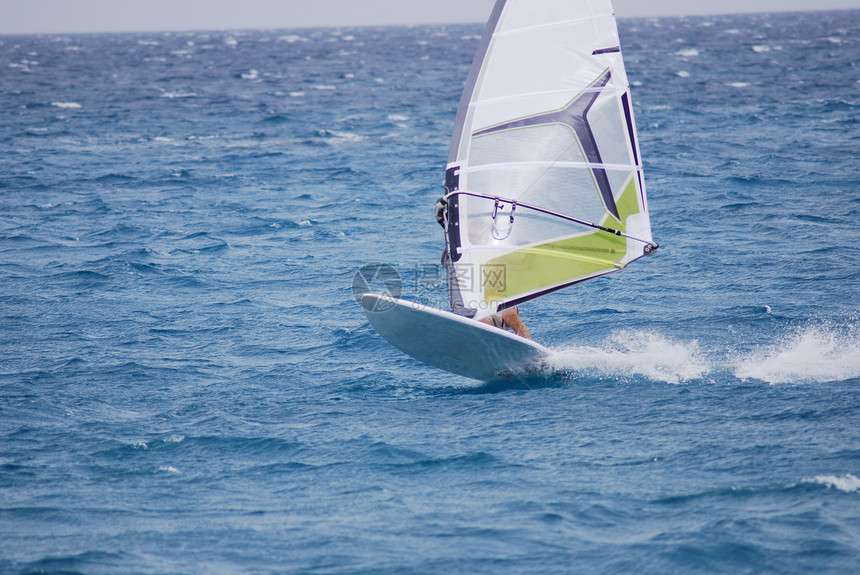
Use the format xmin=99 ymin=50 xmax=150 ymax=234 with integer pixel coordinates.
xmin=360 ymin=293 xmax=550 ymax=381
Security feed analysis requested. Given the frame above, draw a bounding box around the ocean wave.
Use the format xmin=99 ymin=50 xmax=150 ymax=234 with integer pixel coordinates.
xmin=51 ymin=101 xmax=82 ymax=109
xmin=806 ymin=474 xmax=860 ymax=493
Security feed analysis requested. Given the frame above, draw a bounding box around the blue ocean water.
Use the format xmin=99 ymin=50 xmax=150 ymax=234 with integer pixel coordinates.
xmin=1 ymin=9 xmax=859 ymax=574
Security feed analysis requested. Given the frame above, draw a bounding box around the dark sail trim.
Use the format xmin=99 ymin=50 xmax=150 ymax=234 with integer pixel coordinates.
xmin=621 ymin=91 xmax=640 ymax=166
xmin=444 ymin=166 xmax=464 ymax=261
xmin=470 ymin=70 xmax=620 ymax=221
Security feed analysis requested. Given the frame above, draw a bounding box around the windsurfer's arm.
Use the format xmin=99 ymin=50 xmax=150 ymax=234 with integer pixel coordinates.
xmin=434 ymin=197 xmax=447 ymax=228
xmin=501 ymin=308 xmax=531 ymax=340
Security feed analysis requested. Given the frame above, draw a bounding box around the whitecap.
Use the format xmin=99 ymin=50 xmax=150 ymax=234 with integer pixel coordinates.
xmin=280 ymin=35 xmax=306 ymax=43
xmin=808 ymin=474 xmax=860 ymax=493
xmin=242 ymin=69 xmax=259 ymax=80
xmin=753 ymin=45 xmax=771 ymax=53
xmin=728 ymin=82 xmax=751 ymax=88
xmin=158 ymin=465 xmax=181 ymax=474
xmin=312 ymin=85 xmax=337 ymax=91
xmin=52 ymin=102 xmax=81 ymax=109
xmin=388 ymin=114 xmax=409 ymax=122
xmin=161 ymin=92 xmax=196 ymax=99
xmin=289 ymin=91 xmax=305 ymax=97
xmin=675 ymin=48 xmax=699 ymax=57
xmin=546 ymin=330 xmax=710 ymax=385
xmin=676 ymin=70 xmax=690 ymax=78
xmin=735 ymin=326 xmax=860 ymax=384
xmin=322 ymin=130 xmax=366 ymax=144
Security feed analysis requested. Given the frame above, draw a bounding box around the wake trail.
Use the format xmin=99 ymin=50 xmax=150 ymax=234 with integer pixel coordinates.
xmin=544 ymin=324 xmax=860 ymax=385
xmin=545 ymin=330 xmax=709 ymax=385
xmin=734 ymin=325 xmax=860 ymax=385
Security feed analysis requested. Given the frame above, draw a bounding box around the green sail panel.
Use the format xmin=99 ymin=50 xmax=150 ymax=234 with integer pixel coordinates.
xmin=484 ymin=176 xmax=641 ymax=303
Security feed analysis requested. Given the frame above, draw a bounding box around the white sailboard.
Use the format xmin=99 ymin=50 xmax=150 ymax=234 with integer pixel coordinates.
xmin=361 ymin=0 xmax=657 ymax=380
xmin=361 ymin=294 xmax=550 ymax=381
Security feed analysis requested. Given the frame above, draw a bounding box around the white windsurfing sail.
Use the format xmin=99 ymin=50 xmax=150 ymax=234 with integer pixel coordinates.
xmin=444 ymin=0 xmax=657 ymax=319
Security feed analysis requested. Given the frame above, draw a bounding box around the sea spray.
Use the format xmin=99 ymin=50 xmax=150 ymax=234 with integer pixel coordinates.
xmin=546 ymin=330 xmax=710 ymax=384
xmin=735 ymin=325 xmax=860 ymax=384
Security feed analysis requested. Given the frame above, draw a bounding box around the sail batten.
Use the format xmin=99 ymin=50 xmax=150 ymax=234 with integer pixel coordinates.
xmin=469 ymin=86 xmax=623 ymax=108
xmin=458 ymin=161 xmax=642 ymax=173
xmin=445 ymin=0 xmax=655 ymax=319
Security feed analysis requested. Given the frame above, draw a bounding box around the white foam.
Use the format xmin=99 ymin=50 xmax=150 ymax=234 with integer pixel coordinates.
xmin=52 ymin=102 xmax=81 ymax=109
xmin=546 ymin=330 xmax=710 ymax=385
xmin=161 ymin=91 xmax=196 ymax=99
xmin=676 ymin=70 xmax=690 ymax=78
xmin=735 ymin=326 xmax=860 ymax=385
xmin=280 ymin=35 xmax=306 ymax=44
xmin=323 ymin=130 xmax=365 ymax=144
xmin=753 ymin=45 xmax=771 ymax=53
xmin=675 ymin=48 xmax=699 ymax=57
xmin=158 ymin=465 xmax=181 ymax=474
xmin=728 ymin=82 xmax=751 ymax=88
xmin=808 ymin=474 xmax=860 ymax=493
xmin=241 ymin=69 xmax=259 ymax=80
